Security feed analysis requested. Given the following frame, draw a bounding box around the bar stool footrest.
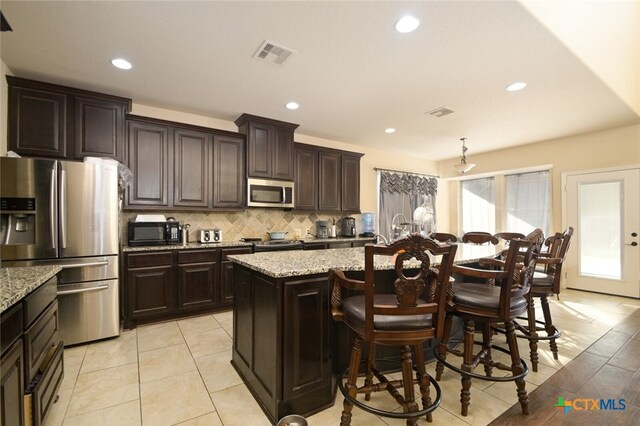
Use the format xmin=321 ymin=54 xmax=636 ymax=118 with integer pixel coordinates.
xmin=491 ymin=318 xmax=561 ymax=341
xmin=337 ymin=359 xmax=442 ymax=420
xmin=433 ymin=340 xmax=528 ymax=382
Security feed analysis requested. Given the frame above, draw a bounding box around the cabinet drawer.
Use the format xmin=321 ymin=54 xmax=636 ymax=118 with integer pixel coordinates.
xmin=24 ymin=301 xmax=60 ymax=384
xmin=177 ymin=250 xmax=218 ymax=264
xmin=221 ymin=247 xmax=252 ymax=260
xmin=303 ymin=243 xmax=328 ymax=250
xmin=26 ymin=341 xmax=63 ymax=426
xmin=23 ymin=276 xmax=57 ymax=328
xmin=1 ymin=303 xmax=23 ymax=356
xmin=126 ymin=251 xmax=173 ymax=268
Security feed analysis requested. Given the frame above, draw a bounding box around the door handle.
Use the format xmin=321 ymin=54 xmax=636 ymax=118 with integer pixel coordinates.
xmin=57 ymin=284 xmax=109 ymax=295
xmin=50 ymin=168 xmax=57 ymax=249
xmin=625 ymin=242 xmax=638 ymax=247
xmin=60 ymin=260 xmax=109 ymax=269
xmin=60 ymin=169 xmax=67 ymax=248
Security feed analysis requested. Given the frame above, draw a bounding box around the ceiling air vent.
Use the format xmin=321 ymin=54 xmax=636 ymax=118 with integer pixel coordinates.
xmin=426 ymin=107 xmax=455 ymax=118
xmin=253 ymin=41 xmax=297 ymax=67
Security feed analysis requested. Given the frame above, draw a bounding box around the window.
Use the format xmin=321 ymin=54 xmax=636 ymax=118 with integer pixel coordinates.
xmin=505 ymin=171 xmax=550 ymax=236
xmin=461 ymin=177 xmax=495 ymax=234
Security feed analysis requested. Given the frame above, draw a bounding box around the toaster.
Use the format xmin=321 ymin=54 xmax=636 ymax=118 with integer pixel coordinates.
xmin=198 ymin=229 xmax=222 ymax=243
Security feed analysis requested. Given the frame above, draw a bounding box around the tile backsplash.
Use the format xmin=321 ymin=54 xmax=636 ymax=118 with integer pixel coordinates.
xmin=121 ymin=209 xmax=362 ymax=243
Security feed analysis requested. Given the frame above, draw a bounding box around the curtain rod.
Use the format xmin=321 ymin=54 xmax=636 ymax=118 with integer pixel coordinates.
xmin=374 ymin=167 xmax=439 ymax=179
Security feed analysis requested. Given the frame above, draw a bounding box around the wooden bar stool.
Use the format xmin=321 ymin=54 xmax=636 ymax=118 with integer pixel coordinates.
xmin=462 ymin=232 xmax=499 ymax=245
xmin=434 ymin=239 xmax=537 ymax=417
xmin=429 ymin=232 xmax=458 ymax=243
xmin=329 ymin=234 xmax=458 ymax=425
xmin=493 ymin=232 xmax=525 ymax=245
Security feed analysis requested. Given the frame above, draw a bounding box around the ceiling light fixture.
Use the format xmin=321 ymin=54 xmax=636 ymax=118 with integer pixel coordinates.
xmin=384 ymin=128 xmax=396 ymax=134
xmin=453 ymin=138 xmax=476 ymax=174
xmin=395 ymin=16 xmax=420 ymax=33
xmin=285 ymin=102 xmax=299 ymax=110
xmin=111 ymin=58 xmax=132 ymax=70
xmin=506 ymin=82 xmax=527 ymax=92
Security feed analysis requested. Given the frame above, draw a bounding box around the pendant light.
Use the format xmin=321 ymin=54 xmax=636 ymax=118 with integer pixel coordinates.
xmin=453 ymin=138 xmax=476 ymax=174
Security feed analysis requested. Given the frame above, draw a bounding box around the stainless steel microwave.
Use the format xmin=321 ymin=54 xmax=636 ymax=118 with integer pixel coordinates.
xmin=247 ymin=178 xmax=294 ymax=208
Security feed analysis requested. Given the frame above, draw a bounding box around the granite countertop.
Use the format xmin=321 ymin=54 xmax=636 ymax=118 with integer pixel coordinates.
xmin=301 ymin=236 xmax=376 ymax=243
xmin=228 ymin=247 xmax=423 ymax=278
xmin=122 ymin=241 xmax=253 ymax=252
xmin=228 ymin=243 xmax=502 ymax=278
xmin=0 ymin=265 xmax=62 ymax=314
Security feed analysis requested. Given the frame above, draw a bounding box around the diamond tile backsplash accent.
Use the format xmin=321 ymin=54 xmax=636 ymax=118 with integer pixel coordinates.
xmin=121 ymin=210 xmax=362 ymax=242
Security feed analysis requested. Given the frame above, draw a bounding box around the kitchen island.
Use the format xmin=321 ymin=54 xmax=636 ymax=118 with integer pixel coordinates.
xmin=228 ymin=244 xmax=501 ymax=423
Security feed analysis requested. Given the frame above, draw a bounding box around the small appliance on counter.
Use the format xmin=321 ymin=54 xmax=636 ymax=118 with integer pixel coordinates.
xmin=128 ymin=218 xmax=181 ymax=246
xmin=360 ymin=212 xmax=376 ymax=237
xmin=341 ymin=216 xmax=357 ymax=237
xmin=316 ymin=220 xmax=329 ymax=238
xmin=328 ymin=218 xmax=337 ymax=238
xmin=198 ymin=229 xmax=222 ymax=243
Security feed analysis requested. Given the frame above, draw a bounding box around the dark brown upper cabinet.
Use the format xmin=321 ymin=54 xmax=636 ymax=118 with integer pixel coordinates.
xmin=318 ymin=151 xmax=341 ymax=211
xmin=7 ymin=76 xmax=131 ymax=161
xmin=124 ymin=115 xmax=245 ymax=211
xmin=126 ymin=119 xmax=171 ymax=208
xmin=235 ymin=114 xmax=299 ymax=180
xmin=174 ymin=129 xmax=210 ymax=208
xmin=294 ymin=143 xmax=363 ymax=213
xmin=294 ymin=144 xmax=318 ymax=210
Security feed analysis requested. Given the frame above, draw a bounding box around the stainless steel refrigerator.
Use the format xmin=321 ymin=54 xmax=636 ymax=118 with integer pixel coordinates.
xmin=1 ymin=157 xmax=120 ymax=345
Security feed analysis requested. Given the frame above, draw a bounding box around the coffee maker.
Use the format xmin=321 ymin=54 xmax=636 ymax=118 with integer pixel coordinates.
xmin=341 ymin=217 xmax=356 ymax=237
xmin=316 ymin=220 xmax=329 ymax=238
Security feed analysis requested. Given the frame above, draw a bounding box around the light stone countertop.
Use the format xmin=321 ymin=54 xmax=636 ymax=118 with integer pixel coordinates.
xmin=122 ymin=241 xmax=253 ymax=252
xmin=0 ymin=265 xmax=62 ymax=314
xmin=301 ymin=236 xmax=376 ymax=243
xmin=228 ymin=243 xmax=503 ymax=279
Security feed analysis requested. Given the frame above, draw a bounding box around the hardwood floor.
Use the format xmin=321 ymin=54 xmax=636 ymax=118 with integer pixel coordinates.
xmin=490 ymin=307 xmax=640 ymax=425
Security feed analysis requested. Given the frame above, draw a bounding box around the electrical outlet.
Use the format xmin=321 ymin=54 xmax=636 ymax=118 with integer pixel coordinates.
xmin=306 ymin=228 xmax=311 ymax=235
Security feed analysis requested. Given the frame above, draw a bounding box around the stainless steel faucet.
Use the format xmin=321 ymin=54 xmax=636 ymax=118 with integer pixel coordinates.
xmin=374 ymin=233 xmax=389 ymax=245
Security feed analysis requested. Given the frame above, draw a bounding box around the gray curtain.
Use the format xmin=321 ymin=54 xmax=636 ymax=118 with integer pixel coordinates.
xmin=378 ymin=171 xmax=438 ymax=242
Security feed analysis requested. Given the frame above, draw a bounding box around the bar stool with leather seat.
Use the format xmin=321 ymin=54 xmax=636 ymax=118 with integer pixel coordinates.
xmin=515 ymin=227 xmax=573 ymax=371
xmin=329 ymin=233 xmax=458 ymax=425
xmin=434 ymin=239 xmax=537 ymax=417
xmin=429 ymin=232 xmax=458 ymax=243
xmin=461 ymin=232 xmax=499 ymax=245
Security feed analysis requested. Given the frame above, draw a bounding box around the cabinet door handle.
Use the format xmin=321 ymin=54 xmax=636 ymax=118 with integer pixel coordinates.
xmin=57 ymin=284 xmax=109 ymax=295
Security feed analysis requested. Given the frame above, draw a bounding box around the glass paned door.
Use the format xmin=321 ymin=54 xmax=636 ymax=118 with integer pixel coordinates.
xmin=566 ymin=169 xmax=640 ymax=298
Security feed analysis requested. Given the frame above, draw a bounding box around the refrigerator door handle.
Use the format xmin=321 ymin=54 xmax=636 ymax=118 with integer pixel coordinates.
xmin=59 ymin=260 xmax=109 ymax=269
xmin=57 ymin=284 xmax=109 ymax=295
xmin=50 ymin=167 xmax=57 ymax=249
xmin=60 ymin=168 xmax=67 ymax=248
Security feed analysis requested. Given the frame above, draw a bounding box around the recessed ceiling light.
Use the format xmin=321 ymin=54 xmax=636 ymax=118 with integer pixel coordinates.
xmin=285 ymin=102 xmax=299 ymax=110
xmin=384 ymin=128 xmax=396 ymax=134
xmin=395 ymin=16 xmax=420 ymax=33
xmin=111 ymin=58 xmax=132 ymax=70
xmin=506 ymin=82 xmax=527 ymax=92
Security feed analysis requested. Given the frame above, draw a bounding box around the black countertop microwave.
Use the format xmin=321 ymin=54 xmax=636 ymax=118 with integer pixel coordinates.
xmin=128 ymin=222 xmax=181 ymax=246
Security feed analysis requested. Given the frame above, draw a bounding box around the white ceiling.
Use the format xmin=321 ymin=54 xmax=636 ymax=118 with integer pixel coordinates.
xmin=1 ymin=1 xmax=638 ymax=161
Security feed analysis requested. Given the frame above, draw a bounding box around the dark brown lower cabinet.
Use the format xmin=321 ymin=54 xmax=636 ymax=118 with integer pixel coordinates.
xmin=123 ymin=246 xmax=250 ymax=328
xmin=1 ymin=340 xmax=24 ymax=426
xmin=231 ymin=266 xmax=333 ymax=424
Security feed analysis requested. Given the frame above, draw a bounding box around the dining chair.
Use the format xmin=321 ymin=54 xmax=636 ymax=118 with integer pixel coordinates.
xmin=434 ymin=238 xmax=538 ymax=417
xmin=329 ymin=233 xmax=458 ymax=425
xmin=461 ymin=231 xmax=499 ymax=245
xmin=429 ymin=232 xmax=458 ymax=243
xmin=493 ymin=232 xmax=525 ymax=245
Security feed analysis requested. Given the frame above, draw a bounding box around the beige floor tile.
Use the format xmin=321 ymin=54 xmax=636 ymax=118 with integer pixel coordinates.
xmin=177 ymin=314 xmax=221 ymax=337
xmin=60 ymin=353 xmax=83 ymax=391
xmin=80 ymin=329 xmax=138 ymax=374
xmin=210 ymin=384 xmax=272 ymax=426
xmin=194 ymin=350 xmax=242 ymax=393
xmin=139 ymin=343 xmax=197 ymax=384
xmin=522 ymin=361 xmax=559 ymax=386
xmin=435 ymin=372 xmax=512 ymax=425
xmin=62 ymin=344 xmax=87 ymax=359
xmin=42 ymin=385 xmax=72 ymax=426
xmin=183 ymin=327 xmax=232 ymax=358
xmin=306 ymin=399 xmax=391 ymax=425
xmin=137 ymin=321 xmax=185 ymax=353
xmin=141 ymin=370 xmax=213 ymax=426
xmin=380 ymin=405 xmax=472 ymax=426
xmin=213 ymin=310 xmax=233 ymax=333
xmin=483 ymin=380 xmax=538 ymax=405
xmin=67 ymin=363 xmax=139 ymax=417
xmin=174 ymin=412 xmax=222 ymax=426
xmin=62 ymin=400 xmax=141 ymax=426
